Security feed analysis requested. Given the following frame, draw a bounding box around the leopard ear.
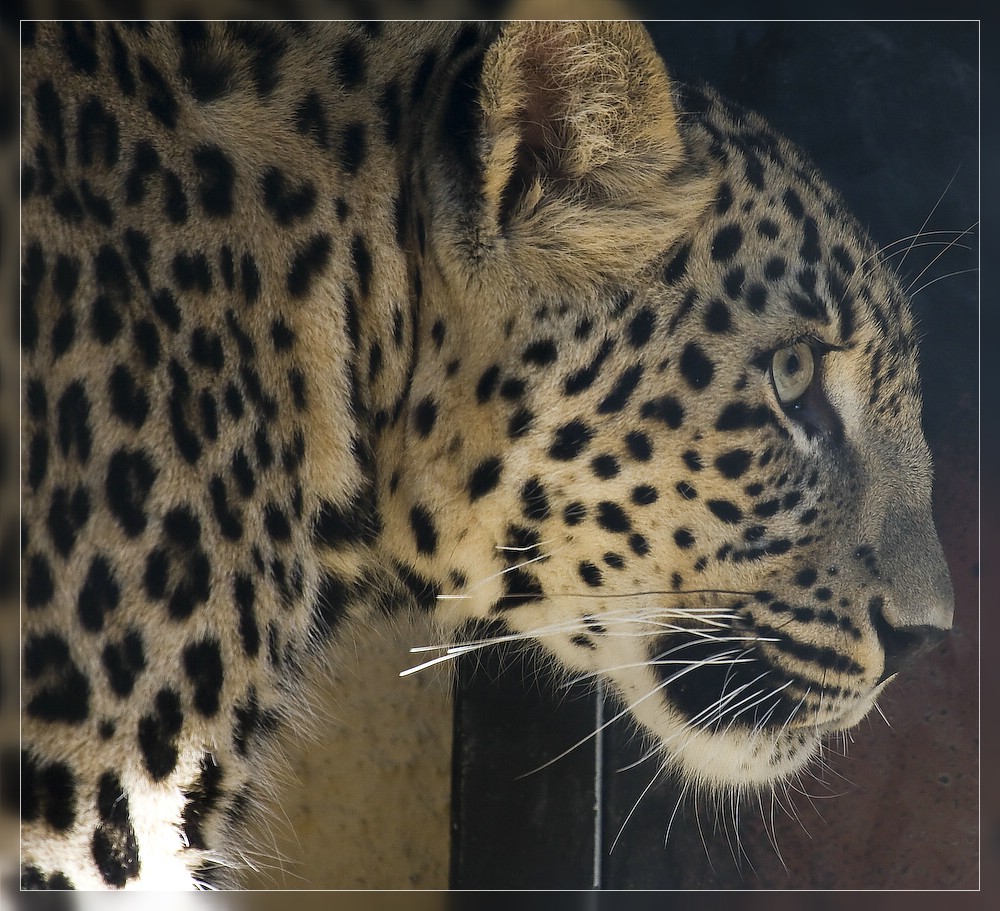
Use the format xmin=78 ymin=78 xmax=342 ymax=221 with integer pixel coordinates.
xmin=473 ymin=21 xmax=717 ymax=291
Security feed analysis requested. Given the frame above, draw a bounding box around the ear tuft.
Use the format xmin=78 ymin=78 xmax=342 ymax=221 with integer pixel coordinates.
xmin=476 ymin=21 xmax=718 ymax=290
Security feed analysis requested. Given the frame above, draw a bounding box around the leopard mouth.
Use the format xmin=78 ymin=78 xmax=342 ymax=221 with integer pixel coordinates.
xmin=633 ymin=630 xmax=887 ymax=789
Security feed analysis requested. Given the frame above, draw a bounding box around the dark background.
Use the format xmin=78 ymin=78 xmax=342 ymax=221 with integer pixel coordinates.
xmin=453 ymin=21 xmax=980 ymax=891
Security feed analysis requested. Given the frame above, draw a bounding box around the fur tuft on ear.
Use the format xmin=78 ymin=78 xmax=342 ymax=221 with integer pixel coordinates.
xmin=472 ymin=21 xmax=718 ymax=292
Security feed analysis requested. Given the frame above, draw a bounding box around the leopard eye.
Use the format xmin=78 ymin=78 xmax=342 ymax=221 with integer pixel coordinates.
xmin=770 ymin=342 xmax=815 ymax=405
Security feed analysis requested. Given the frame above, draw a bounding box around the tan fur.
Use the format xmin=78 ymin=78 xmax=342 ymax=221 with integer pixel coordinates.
xmin=474 ymin=21 xmax=719 ymax=292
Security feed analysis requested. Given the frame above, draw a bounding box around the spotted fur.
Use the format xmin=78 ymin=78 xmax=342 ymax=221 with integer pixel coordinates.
xmin=20 ymin=21 xmax=953 ymax=889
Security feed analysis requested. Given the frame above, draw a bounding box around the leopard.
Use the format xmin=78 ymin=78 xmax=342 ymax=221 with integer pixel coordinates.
xmin=19 ymin=20 xmax=955 ymax=889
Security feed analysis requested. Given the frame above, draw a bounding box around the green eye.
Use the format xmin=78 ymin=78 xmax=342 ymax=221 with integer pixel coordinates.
xmin=770 ymin=342 xmax=815 ymax=405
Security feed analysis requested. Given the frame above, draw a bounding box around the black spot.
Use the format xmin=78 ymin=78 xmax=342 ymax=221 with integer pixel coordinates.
xmin=499 ymin=377 xmax=525 ymax=400
xmin=138 ymin=55 xmax=178 ymax=128
xmin=379 ymin=80 xmax=402 ymax=146
xmin=200 ymin=391 xmax=219 ymax=441
xmin=312 ymin=488 xmax=382 ymax=549
xmin=60 ymin=23 xmax=99 ymax=76
xmin=151 ymin=288 xmax=181 ymax=332
xmin=754 ymin=498 xmax=781 ymax=519
xmin=163 ymin=170 xmax=189 ymax=223
xmin=287 ymin=233 xmax=332 ymax=297
xmin=209 ymin=476 xmax=242 ymax=540
xmin=795 ymin=568 xmax=818 ymax=588
xmin=25 ymin=553 xmax=55 ymax=609
xmin=521 ymin=478 xmax=550 ymax=521
xmin=723 ymin=266 xmax=745 ymax=300
xmin=264 ymin=503 xmax=292 ymax=542
xmin=288 ymin=368 xmax=307 ymax=410
xmin=550 ymin=420 xmax=594 ymax=460
xmin=36 ymin=80 xmax=67 ymax=164
xmin=523 ymin=338 xmax=557 ymax=366
xmin=410 ymin=49 xmax=438 ymax=104
xmin=172 ymin=251 xmax=213 ymax=294
xmin=334 ymin=36 xmax=366 ymax=88
xmin=715 ymin=449 xmax=753 ymax=479
xmin=125 ymin=140 xmax=159 ymax=204
xmin=631 ymin=485 xmax=658 ymax=506
xmin=507 ymin=407 xmax=534 ymax=439
xmin=468 ymin=457 xmax=503 ymax=501
xmin=563 ymin=502 xmax=587 ymax=526
xmin=682 ymin=450 xmax=703 ymax=472
xmin=312 ymin=572 xmax=351 ymax=641
xmin=680 ymin=343 xmax=714 ymax=389
xmin=109 ymin=365 xmax=149 ymax=428
xmin=233 ymin=574 xmax=260 ymax=657
xmin=164 ymin=505 xmax=201 ymax=546
xmin=711 ymin=224 xmax=742 ymax=262
xmin=47 ymin=484 xmax=90 ymax=557
xmin=295 ymin=90 xmax=329 ymax=148
xmin=704 ymin=299 xmax=732 ymax=333
xmin=757 ymin=218 xmax=780 ymax=239
xmin=662 ymin=242 xmax=691 ymax=284
xmin=104 ymin=448 xmax=157 ymax=538
xmin=629 ymin=533 xmax=650 ymax=556
xmin=413 ymin=397 xmax=437 ymax=437
xmin=137 ymin=688 xmax=184 ymax=780
xmin=800 ymin=216 xmax=822 ymax=263
xmin=133 ymin=320 xmax=161 ymax=368
xmin=674 ymin=528 xmax=695 ymax=548
xmin=598 ymin=364 xmax=643 ymax=414
xmin=271 ymin=318 xmax=295 ymax=351
xmin=57 ymin=381 xmax=92 ymax=464
xmin=24 ymin=633 xmax=69 ymax=681
xmin=715 ymin=402 xmax=771 ymax=431
xmin=340 ymin=121 xmax=367 ymax=174
xmin=183 ymin=639 xmax=225 ymax=717
xmin=596 ymin=501 xmax=631 ymax=534
xmin=640 ymin=395 xmax=684 ymax=429
xmin=746 ymin=283 xmax=768 ymax=313
xmin=624 ymin=430 xmax=652 ymax=461
xmin=476 ymin=365 xmax=500 ymax=403
xmin=783 ymin=188 xmax=804 ymax=220
xmin=233 ymin=688 xmax=281 ymax=757
xmin=102 ymin=630 xmax=146 ymax=697
xmin=497 ymin=568 xmax=544 ymax=608
xmin=32 ymin=759 xmax=78 ymax=831
xmin=77 ymin=556 xmax=120 ymax=632
xmin=579 ymin=561 xmax=603 ymax=588
xmin=52 ymin=254 xmax=81 ymax=306
xmin=227 ymin=22 xmax=286 ymax=96
xmin=627 ymin=307 xmax=656 ymax=347
xmin=192 ymin=145 xmax=235 ymax=216
xmin=351 ymin=233 xmax=373 ymax=297
xmin=410 ymin=505 xmax=438 ymax=555
xmin=181 ymin=754 xmax=225 ymax=851
xmin=261 ymin=166 xmax=317 ymax=225
xmin=231 ymin=448 xmax=256 ymax=497
xmin=707 ymin=499 xmax=743 ymax=524
xmin=27 ymin=432 xmax=50 ymax=492
xmin=564 ymin=338 xmax=615 ymax=395
xmin=25 ymin=638 xmax=90 ymax=724
xmin=92 ymin=773 xmax=140 ymax=886
xmin=592 ymin=454 xmax=620 ymax=479
xmin=177 ymin=24 xmax=229 ymax=103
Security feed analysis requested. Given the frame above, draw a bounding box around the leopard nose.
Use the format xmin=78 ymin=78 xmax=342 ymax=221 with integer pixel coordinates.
xmin=869 ymin=596 xmax=950 ymax=681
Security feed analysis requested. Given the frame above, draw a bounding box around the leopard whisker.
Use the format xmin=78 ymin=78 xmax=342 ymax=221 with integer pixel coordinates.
xmin=908 ymin=265 xmax=978 ymax=299
xmin=903 ymin=219 xmax=978 ymax=296
xmin=895 ymin=165 xmax=962 ymax=274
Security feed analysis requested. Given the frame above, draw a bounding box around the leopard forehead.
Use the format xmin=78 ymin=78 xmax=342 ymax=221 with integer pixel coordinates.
xmin=19 ymin=21 xmax=953 ymax=890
